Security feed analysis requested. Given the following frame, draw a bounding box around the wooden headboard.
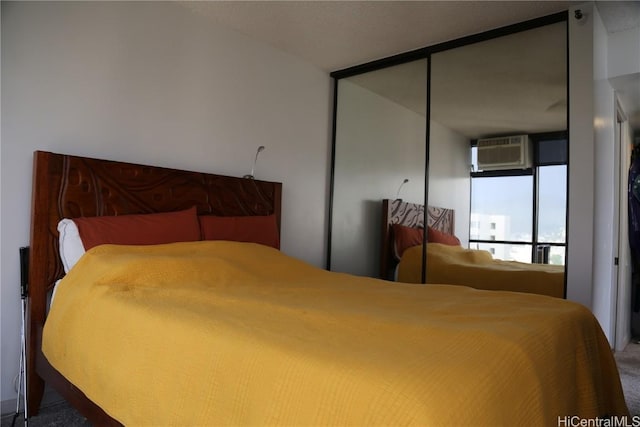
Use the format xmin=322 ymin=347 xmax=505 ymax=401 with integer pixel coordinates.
xmin=27 ymin=150 xmax=282 ymax=419
xmin=380 ymin=199 xmax=455 ymax=280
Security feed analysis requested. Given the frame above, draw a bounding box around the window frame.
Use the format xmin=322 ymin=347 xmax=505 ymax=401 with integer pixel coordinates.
xmin=469 ymin=131 xmax=568 ymax=264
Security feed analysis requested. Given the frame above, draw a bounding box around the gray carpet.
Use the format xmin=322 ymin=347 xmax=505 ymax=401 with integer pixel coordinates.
xmin=615 ymin=340 xmax=640 ymax=416
xmin=0 ymin=400 xmax=89 ymax=427
xmin=2 ymin=341 xmax=639 ymax=425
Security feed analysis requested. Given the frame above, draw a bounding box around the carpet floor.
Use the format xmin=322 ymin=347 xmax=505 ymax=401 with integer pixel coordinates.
xmin=0 ymin=400 xmax=89 ymax=427
xmin=615 ymin=340 xmax=640 ymax=416
xmin=2 ymin=341 xmax=639 ymax=425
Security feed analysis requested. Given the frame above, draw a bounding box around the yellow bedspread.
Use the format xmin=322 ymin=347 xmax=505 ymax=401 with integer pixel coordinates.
xmin=43 ymin=241 xmax=627 ymax=426
xmin=398 ymin=243 xmax=565 ymax=298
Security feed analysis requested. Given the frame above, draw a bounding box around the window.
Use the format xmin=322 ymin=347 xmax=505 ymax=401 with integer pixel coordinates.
xmin=469 ymin=132 xmax=567 ymax=264
xmin=470 ymin=175 xmax=533 ymax=242
xmin=537 ymin=165 xmax=567 ymax=244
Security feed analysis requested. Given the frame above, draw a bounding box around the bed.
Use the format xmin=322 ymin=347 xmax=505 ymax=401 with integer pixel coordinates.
xmin=381 ymin=198 xmax=566 ymax=298
xmin=26 ymin=150 xmax=282 ymax=424
xmin=27 ymin=152 xmax=628 ymax=425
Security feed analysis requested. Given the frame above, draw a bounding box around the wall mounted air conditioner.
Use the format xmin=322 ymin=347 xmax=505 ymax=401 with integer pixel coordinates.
xmin=476 ymin=135 xmax=532 ymax=171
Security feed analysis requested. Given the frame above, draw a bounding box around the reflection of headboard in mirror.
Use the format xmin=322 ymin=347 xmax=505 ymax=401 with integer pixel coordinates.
xmin=380 ymin=199 xmax=455 ymax=280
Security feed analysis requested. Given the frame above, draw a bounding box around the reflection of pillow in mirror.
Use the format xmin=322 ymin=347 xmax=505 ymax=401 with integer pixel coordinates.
xmin=392 ymin=224 xmax=424 ymax=260
xmin=427 ymin=226 xmax=461 ymax=246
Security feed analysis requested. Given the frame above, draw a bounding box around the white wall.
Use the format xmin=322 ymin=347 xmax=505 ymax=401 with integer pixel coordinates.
xmin=0 ymin=1 xmax=331 ymax=410
xmin=428 ymin=121 xmax=471 ymax=246
xmin=567 ymin=2 xmax=596 ymax=309
xmin=607 ymin=26 xmax=640 ymax=80
xmin=607 ymin=23 xmax=640 ymax=134
xmin=590 ymin=5 xmax=618 ymax=344
xmin=331 ymin=79 xmax=425 ymax=277
xmin=569 ymin=2 xmax=640 ymax=347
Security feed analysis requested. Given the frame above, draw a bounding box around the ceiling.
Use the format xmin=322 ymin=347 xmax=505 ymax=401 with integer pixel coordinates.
xmin=348 ymin=21 xmax=567 ymax=139
xmin=181 ymin=1 xmax=639 ymax=133
xmin=597 ymin=1 xmax=640 ymax=33
xmin=182 ymin=1 xmax=576 ymax=72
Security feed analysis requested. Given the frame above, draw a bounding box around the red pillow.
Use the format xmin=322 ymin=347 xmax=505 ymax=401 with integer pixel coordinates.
xmin=74 ymin=206 xmax=200 ymax=251
xmin=199 ymin=214 xmax=280 ymax=249
xmin=427 ymin=226 xmax=461 ymax=246
xmin=392 ymin=224 xmax=424 ymax=259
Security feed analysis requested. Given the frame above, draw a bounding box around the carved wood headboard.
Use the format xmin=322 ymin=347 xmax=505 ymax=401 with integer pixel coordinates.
xmin=27 ymin=150 xmax=282 ymax=410
xmin=29 ymin=151 xmax=282 ymax=293
xmin=379 ymin=199 xmax=455 ymax=280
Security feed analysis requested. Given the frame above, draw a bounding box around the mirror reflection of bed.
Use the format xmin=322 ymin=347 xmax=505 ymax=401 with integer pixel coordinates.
xmin=381 ymin=198 xmax=565 ymax=298
xmin=329 ymin=18 xmax=568 ymax=300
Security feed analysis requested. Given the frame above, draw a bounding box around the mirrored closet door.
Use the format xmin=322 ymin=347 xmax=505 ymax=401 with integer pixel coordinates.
xmin=330 ymin=59 xmax=428 ymax=279
xmin=427 ymin=20 xmax=568 ymax=294
xmin=329 ymin=13 xmax=568 ymax=297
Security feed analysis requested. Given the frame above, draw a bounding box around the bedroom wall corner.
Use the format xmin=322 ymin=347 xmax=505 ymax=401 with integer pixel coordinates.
xmin=0 ymin=1 xmax=331 ymax=411
xmin=566 ymin=2 xmax=596 ymax=310
xmin=591 ymin=3 xmax=618 ymax=345
xmin=567 ymin=2 xmax=628 ymax=347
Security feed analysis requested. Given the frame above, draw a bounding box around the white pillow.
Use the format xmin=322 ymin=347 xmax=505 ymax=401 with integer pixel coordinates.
xmin=57 ymin=219 xmax=86 ymax=273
